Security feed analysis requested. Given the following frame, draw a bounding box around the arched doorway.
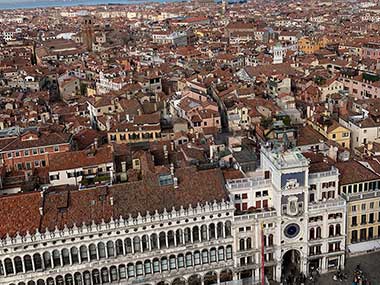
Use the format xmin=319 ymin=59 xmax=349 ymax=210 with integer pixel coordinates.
xmin=172 ymin=278 xmax=186 ymax=285
xmin=204 ymin=272 xmax=217 ymax=285
xmin=282 ymin=249 xmax=301 ymax=283
xmin=220 ymin=269 xmax=233 ymax=283
xmin=188 ymin=275 xmax=202 ymax=285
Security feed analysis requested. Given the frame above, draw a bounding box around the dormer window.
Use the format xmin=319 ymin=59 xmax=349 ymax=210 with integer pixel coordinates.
xmin=159 ymin=174 xmax=173 ymax=186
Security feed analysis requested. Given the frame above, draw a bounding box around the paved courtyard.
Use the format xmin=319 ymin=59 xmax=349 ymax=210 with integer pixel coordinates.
xmin=311 ymin=251 xmax=380 ymax=285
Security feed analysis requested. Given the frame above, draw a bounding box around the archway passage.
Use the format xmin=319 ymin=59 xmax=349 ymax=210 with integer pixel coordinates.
xmin=188 ymin=275 xmax=202 ymax=285
xmin=220 ymin=269 xmax=233 ymax=283
xmin=282 ymin=250 xmax=301 ymax=284
xmin=204 ymin=271 xmax=217 ymax=285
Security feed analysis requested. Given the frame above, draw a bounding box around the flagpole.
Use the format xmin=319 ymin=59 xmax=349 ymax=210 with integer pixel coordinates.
xmin=261 ymin=222 xmax=265 ymax=285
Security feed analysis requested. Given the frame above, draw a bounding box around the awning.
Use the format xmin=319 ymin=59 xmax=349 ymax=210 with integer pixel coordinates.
xmin=348 ymin=240 xmax=380 ymax=253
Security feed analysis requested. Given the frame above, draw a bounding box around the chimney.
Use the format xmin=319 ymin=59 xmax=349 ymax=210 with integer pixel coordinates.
xmin=173 ymin=177 xmax=178 ymax=189
xmin=106 ymin=116 xmax=111 ymax=131
xmin=39 ymin=207 xmax=43 ymax=216
xmin=163 ymin=145 xmax=168 ymax=159
xmin=170 ymin=163 xmax=174 ymax=176
xmin=170 ymin=141 xmax=174 ymax=151
xmin=110 ymin=196 xmax=114 ymax=206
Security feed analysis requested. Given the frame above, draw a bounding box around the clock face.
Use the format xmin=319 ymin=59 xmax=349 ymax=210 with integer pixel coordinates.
xmin=284 ymin=223 xmax=300 ymax=238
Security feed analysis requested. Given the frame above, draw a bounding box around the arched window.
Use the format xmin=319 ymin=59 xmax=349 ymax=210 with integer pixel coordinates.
xmin=153 ymin=258 xmax=160 ymax=273
xmin=194 ymin=251 xmax=200 ymax=265
xmin=127 ymin=263 xmax=135 ymax=277
xmin=136 ymin=262 xmax=143 ymax=276
xmin=310 ymin=228 xmax=315 ymax=240
xmin=4 ymin=258 xmax=14 ymax=275
xmin=159 ymin=232 xmax=167 ymax=248
xmin=161 ymin=257 xmax=168 ymax=271
xmin=92 ymin=269 xmax=100 ymax=285
xmin=225 ymin=221 xmax=232 ymax=237
xmin=33 ymin=253 xmax=42 ymax=270
xmin=263 ymin=235 xmax=267 ymax=247
xmin=125 ymin=238 xmax=132 ymax=254
xmin=144 ymin=260 xmax=152 ymax=274
xmin=316 ymin=227 xmax=321 ymax=239
xmin=46 ymin=278 xmax=54 ymax=285
xmin=193 ymin=226 xmax=200 ymax=242
xmin=336 ymin=224 xmax=341 ymax=236
xmin=184 ymin=228 xmax=191 ymax=244
xmin=107 ymin=241 xmax=114 ymax=257
xmin=74 ymin=272 xmax=82 ymax=285
xmin=210 ymin=248 xmax=217 ymax=262
xmin=269 ymin=234 xmax=274 ymax=246
xmin=64 ymin=274 xmax=73 ymax=285
xmin=218 ymin=247 xmax=225 ymax=261
xmin=14 ymin=256 xmax=23 ymax=273
xmin=133 ymin=236 xmax=141 ymax=253
xmin=201 ymin=225 xmax=208 ymax=241
xmin=56 ymin=275 xmax=64 ymax=285
xmin=98 ymin=242 xmax=106 ymax=259
xmin=186 ymin=252 xmax=193 ymax=267
xmin=37 ymin=280 xmax=45 ymax=285
xmin=217 ymin=222 xmax=223 ymax=238
xmin=246 ymin=237 xmax=252 ymax=249
xmin=62 ymin=249 xmax=70 ymax=266
xmin=80 ymin=245 xmax=88 ymax=262
xmin=110 ymin=266 xmax=118 ymax=282
xmin=83 ymin=271 xmax=91 ymax=285
xmin=169 ymin=255 xmax=176 ymax=270
xmin=115 ymin=239 xmax=123 ymax=256
xmin=71 ymin=247 xmax=79 ymax=264
xmin=177 ymin=254 xmax=185 ymax=268
xmin=239 ymin=239 xmax=245 ymax=251
xmin=168 ymin=231 xmax=175 ymax=247
xmin=201 ymin=249 xmax=209 ymax=264
xmin=24 ymin=255 xmax=33 ymax=272
xmin=43 ymin=252 xmax=52 ymax=269
xmin=119 ymin=265 xmax=126 ymax=279
xmin=226 ymin=245 xmax=233 ymax=259
xmin=89 ymin=244 xmax=97 ymax=261
xmin=142 ymin=235 xmax=149 ymax=252
xmin=27 ymin=281 xmax=36 ymax=285
xmin=52 ymin=250 xmax=61 ymax=267
xmin=209 ymin=224 xmax=216 ymax=239
xmin=329 ymin=225 xmax=334 ymax=237
xmin=176 ymin=229 xmax=183 ymax=245
xmin=101 ymin=267 xmax=109 ymax=283
xmin=150 ymin=234 xmax=158 ymax=250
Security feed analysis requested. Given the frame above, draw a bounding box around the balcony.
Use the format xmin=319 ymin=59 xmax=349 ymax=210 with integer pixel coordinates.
xmin=308 ymin=197 xmax=345 ymax=211
xmin=308 ymin=167 xmax=339 ymax=180
xmin=234 ymin=208 xmax=277 ymax=221
xmin=226 ymin=177 xmax=271 ymax=190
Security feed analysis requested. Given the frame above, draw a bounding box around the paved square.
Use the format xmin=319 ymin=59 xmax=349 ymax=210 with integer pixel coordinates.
xmin=312 ymin=251 xmax=380 ymax=285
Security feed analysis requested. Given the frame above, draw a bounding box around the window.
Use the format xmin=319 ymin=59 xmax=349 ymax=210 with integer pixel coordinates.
xmin=352 ymin=216 xmax=357 ymax=226
xmin=194 ymin=251 xmax=201 ymax=265
xmin=54 ymin=146 xmax=59 ymax=152
xmin=202 ymin=250 xmax=208 ymax=264
xmin=33 ymin=149 xmax=38 ymax=155
xmin=39 ymin=148 xmax=45 ymax=154
xmin=34 ymin=160 xmax=40 ymax=167
xmin=178 ymin=255 xmax=184 ymax=268
xmin=153 ymin=259 xmax=160 ymax=273
xmin=187 ymin=253 xmax=194 ymax=266
xmin=361 ymin=214 xmax=367 ymax=225
xmin=24 ymin=150 xmax=29 ymax=156
xmin=161 ymin=258 xmax=168 ymax=271
xmin=7 ymin=152 xmax=12 ymax=158
xmin=362 ymin=203 xmax=366 ymax=211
